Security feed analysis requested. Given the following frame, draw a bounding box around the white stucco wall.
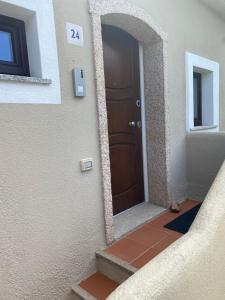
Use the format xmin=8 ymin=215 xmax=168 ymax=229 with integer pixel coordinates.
xmin=108 ymin=159 xmax=225 ymax=300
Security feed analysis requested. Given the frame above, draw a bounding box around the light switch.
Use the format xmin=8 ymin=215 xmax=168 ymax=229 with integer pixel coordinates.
xmin=80 ymin=158 xmax=93 ymax=172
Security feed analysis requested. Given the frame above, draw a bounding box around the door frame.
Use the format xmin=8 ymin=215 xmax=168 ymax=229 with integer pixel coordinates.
xmin=89 ymin=0 xmax=170 ymax=244
xmin=139 ymin=44 xmax=149 ymax=204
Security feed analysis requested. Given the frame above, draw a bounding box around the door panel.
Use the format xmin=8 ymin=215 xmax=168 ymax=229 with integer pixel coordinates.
xmin=102 ymin=25 xmax=144 ymax=215
xmin=110 ymin=143 xmax=137 ymax=195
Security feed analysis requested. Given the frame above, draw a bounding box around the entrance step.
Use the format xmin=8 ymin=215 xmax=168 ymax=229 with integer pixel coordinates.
xmin=96 ymin=250 xmax=137 ymax=284
xmin=72 ymin=272 xmax=119 ymax=300
xmin=72 ymin=199 xmax=200 ymax=300
xmin=114 ymin=202 xmax=166 ymax=240
xmin=103 ymin=199 xmax=200 ymax=269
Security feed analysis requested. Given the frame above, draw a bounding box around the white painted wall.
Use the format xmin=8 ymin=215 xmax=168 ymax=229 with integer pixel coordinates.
xmin=0 ymin=0 xmax=61 ymax=104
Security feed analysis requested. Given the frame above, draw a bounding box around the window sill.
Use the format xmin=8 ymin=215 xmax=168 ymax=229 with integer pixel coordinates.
xmin=0 ymin=74 xmax=52 ymax=85
xmin=190 ymin=125 xmax=218 ymax=132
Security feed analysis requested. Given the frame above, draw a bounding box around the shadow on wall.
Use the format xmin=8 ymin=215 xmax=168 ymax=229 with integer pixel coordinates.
xmin=186 ymin=132 xmax=225 ymax=200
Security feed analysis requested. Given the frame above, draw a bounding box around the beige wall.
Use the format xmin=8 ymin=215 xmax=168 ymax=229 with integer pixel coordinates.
xmin=0 ymin=1 xmax=106 ymax=299
xmin=1 ymin=0 xmax=225 ymax=299
xmin=187 ymin=132 xmax=225 ymax=200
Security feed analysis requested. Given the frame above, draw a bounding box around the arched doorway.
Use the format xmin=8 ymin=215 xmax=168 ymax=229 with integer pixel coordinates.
xmin=89 ymin=0 xmax=170 ymax=244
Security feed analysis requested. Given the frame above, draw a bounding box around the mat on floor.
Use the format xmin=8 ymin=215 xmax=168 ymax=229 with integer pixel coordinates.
xmin=164 ymin=203 xmax=202 ymax=234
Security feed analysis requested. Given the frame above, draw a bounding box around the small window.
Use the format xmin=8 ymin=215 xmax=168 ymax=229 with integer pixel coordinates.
xmin=186 ymin=52 xmax=219 ymax=132
xmin=193 ymin=72 xmax=202 ymax=126
xmin=0 ymin=14 xmax=30 ymax=76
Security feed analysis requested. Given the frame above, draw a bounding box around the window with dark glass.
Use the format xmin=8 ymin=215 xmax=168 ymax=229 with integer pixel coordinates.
xmin=193 ymin=72 xmax=202 ymax=126
xmin=0 ymin=14 xmax=30 ymax=76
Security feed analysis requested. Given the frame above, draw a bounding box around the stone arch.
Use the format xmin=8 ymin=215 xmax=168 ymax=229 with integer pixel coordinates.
xmin=89 ymin=0 xmax=170 ymax=244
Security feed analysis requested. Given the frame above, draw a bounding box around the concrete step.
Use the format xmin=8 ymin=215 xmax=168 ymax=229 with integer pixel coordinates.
xmin=96 ymin=250 xmax=137 ymax=284
xmin=72 ymin=284 xmax=97 ymax=300
xmin=72 ymin=272 xmax=119 ymax=300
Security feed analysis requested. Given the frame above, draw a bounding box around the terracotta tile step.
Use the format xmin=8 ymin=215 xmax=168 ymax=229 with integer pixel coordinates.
xmin=72 ymin=199 xmax=200 ymax=299
xmin=72 ymin=272 xmax=119 ymax=300
xmin=103 ymin=199 xmax=200 ymax=270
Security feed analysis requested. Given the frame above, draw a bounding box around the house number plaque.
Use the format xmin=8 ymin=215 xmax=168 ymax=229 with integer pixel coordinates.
xmin=66 ymin=22 xmax=84 ymax=47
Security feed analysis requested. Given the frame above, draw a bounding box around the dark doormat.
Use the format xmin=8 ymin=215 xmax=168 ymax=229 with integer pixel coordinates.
xmin=164 ymin=203 xmax=202 ymax=234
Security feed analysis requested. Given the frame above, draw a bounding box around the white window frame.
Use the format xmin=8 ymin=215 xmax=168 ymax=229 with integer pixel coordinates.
xmin=186 ymin=52 xmax=219 ymax=132
xmin=0 ymin=0 xmax=61 ymax=104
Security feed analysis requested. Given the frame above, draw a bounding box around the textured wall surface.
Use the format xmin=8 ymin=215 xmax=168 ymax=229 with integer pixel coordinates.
xmin=187 ymin=132 xmax=225 ymax=200
xmin=108 ymin=160 xmax=225 ymax=300
xmin=144 ymin=41 xmax=170 ymax=207
xmin=0 ymin=1 xmax=106 ymax=299
xmin=1 ymin=0 xmax=225 ymax=299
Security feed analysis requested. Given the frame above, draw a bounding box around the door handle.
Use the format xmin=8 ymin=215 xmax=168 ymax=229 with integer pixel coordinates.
xmin=129 ymin=121 xmax=136 ymax=128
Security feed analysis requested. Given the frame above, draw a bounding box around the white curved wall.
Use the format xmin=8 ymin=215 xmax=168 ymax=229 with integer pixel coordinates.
xmin=108 ymin=161 xmax=225 ymax=299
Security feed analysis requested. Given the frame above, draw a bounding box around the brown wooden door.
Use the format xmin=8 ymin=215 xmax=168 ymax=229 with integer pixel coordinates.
xmin=102 ymin=25 xmax=144 ymax=215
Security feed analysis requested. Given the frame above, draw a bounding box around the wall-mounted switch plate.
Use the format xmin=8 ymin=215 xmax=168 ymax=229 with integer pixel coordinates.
xmin=80 ymin=158 xmax=93 ymax=172
xmin=73 ymin=68 xmax=86 ymax=97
